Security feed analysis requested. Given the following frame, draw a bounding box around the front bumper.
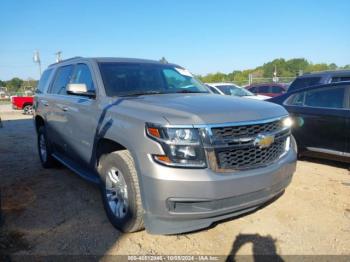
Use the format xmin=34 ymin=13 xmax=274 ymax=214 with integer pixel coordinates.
xmin=139 ymin=147 xmax=297 ymax=234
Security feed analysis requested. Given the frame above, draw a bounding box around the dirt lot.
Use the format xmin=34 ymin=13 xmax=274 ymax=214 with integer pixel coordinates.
xmin=0 ymin=111 xmax=349 ymax=259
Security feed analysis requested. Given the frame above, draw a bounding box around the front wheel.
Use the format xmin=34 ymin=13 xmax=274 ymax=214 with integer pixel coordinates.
xmin=98 ymin=150 xmax=144 ymax=233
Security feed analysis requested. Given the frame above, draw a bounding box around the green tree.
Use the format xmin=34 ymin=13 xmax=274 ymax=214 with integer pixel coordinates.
xmin=6 ymin=77 xmax=23 ymax=92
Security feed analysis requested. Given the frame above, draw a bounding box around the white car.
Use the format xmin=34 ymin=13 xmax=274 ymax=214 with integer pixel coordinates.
xmin=206 ymin=83 xmax=270 ymax=100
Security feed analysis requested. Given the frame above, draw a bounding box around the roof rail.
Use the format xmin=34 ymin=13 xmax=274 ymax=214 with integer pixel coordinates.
xmin=49 ymin=56 xmax=82 ymax=67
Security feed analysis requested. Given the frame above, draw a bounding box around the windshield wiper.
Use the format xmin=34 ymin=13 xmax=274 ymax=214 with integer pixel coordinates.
xmin=119 ymin=91 xmax=165 ymax=97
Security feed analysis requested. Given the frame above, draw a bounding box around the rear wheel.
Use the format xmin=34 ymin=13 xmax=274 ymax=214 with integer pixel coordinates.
xmin=23 ymin=104 xmax=33 ymax=115
xmin=37 ymin=126 xmax=56 ymax=168
xmin=98 ymin=150 xmax=144 ymax=233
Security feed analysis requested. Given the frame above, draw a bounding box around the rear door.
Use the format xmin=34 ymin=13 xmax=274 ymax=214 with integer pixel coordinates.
xmin=285 ymin=85 xmax=348 ymax=153
xmin=46 ymin=65 xmax=75 ymax=154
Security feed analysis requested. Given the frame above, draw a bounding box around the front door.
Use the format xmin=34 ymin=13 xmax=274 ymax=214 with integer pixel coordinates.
xmin=63 ymin=63 xmax=101 ymax=168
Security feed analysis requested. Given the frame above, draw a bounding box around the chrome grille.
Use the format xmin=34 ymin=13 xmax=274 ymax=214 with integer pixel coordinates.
xmin=209 ymin=119 xmax=289 ymax=170
xmin=216 ymin=139 xmax=286 ymax=170
xmin=212 ymin=120 xmax=283 ymax=140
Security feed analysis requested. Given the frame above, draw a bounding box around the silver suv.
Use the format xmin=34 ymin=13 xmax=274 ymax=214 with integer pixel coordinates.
xmin=34 ymin=57 xmax=297 ymax=234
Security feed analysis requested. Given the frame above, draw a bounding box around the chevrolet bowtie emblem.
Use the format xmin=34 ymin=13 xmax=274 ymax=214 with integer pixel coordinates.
xmin=254 ymin=134 xmax=275 ymax=149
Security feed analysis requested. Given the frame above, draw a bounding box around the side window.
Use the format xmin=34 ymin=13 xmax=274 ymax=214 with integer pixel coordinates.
xmin=50 ymin=65 xmax=74 ymax=95
xmin=271 ymin=86 xmax=283 ymax=93
xmin=249 ymin=86 xmax=257 ymax=92
xmin=209 ymin=86 xmax=220 ymax=94
xmin=331 ymin=76 xmax=350 ymax=82
xmin=259 ymin=86 xmax=270 ymax=93
xmin=285 ymin=92 xmax=305 ymax=106
xmin=71 ymin=64 xmax=95 ymax=91
xmin=36 ymin=68 xmax=53 ymax=93
xmin=304 ymin=87 xmax=345 ymax=109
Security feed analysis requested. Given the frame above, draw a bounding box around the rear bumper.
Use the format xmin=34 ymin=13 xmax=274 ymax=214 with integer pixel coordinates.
xmin=140 ymin=147 xmax=297 ymax=234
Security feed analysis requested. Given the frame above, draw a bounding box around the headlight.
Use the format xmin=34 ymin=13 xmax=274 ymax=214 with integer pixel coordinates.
xmin=146 ymin=123 xmax=206 ymax=168
xmin=282 ymin=116 xmax=293 ymax=128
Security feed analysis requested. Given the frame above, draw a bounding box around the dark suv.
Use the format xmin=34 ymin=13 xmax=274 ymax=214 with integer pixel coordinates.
xmin=288 ymin=70 xmax=350 ymax=93
xmin=269 ymin=81 xmax=350 ymax=163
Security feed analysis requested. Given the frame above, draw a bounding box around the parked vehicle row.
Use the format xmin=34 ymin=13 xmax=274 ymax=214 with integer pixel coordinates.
xmin=206 ymin=83 xmax=270 ymax=100
xmin=34 ymin=57 xmax=297 ymax=235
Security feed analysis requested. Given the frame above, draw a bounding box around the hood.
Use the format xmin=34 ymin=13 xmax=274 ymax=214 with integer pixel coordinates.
xmin=112 ymin=93 xmax=288 ymax=125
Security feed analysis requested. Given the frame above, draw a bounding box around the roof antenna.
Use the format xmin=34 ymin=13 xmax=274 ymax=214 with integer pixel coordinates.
xmin=55 ymin=51 xmax=62 ymax=63
xmin=159 ymin=57 xmax=168 ymax=64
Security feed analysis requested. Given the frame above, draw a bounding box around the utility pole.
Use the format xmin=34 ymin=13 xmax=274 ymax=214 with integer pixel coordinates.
xmin=273 ymin=65 xmax=278 ymax=83
xmin=55 ymin=51 xmax=62 ymax=63
xmin=33 ymin=50 xmax=42 ymax=77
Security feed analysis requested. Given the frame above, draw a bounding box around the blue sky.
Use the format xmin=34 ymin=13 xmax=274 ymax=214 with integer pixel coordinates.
xmin=0 ymin=0 xmax=349 ymax=80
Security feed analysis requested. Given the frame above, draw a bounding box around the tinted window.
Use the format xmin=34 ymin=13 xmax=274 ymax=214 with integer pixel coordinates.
xmin=249 ymin=86 xmax=257 ymax=92
xmin=71 ymin=64 xmax=95 ymax=91
xmin=271 ymin=86 xmax=284 ymax=93
xmin=331 ymin=76 xmax=350 ymax=82
xmin=289 ymin=77 xmax=322 ymax=92
xmin=259 ymin=86 xmax=270 ymax=93
xmin=304 ymin=87 xmax=345 ymax=109
xmin=50 ymin=65 xmax=74 ymax=95
xmin=36 ymin=68 xmax=53 ymax=93
xmin=286 ymin=92 xmax=305 ymax=106
xmin=99 ymin=63 xmax=208 ymax=97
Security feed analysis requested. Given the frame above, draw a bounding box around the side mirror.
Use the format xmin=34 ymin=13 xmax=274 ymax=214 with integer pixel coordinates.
xmin=66 ymin=83 xmax=95 ymax=98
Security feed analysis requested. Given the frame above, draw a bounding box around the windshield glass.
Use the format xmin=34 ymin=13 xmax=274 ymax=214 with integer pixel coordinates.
xmin=216 ymin=85 xmax=254 ymax=96
xmin=98 ymin=62 xmax=209 ymax=97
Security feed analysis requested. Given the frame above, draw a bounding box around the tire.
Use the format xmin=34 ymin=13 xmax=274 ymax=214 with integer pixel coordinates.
xmin=37 ymin=126 xmax=56 ymax=168
xmin=23 ymin=104 xmax=33 ymax=115
xmin=98 ymin=150 xmax=144 ymax=233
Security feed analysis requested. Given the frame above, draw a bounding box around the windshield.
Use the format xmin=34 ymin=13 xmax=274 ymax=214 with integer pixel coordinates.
xmin=98 ymin=62 xmax=209 ymax=97
xmin=216 ymin=85 xmax=254 ymax=96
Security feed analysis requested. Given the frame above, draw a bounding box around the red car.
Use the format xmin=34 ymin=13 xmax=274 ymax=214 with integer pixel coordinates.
xmin=246 ymin=83 xmax=287 ymax=97
xmin=11 ymin=96 xmax=34 ymax=114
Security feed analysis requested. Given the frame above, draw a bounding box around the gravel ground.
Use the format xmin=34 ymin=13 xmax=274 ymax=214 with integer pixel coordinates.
xmin=0 ymin=111 xmax=349 ymax=259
